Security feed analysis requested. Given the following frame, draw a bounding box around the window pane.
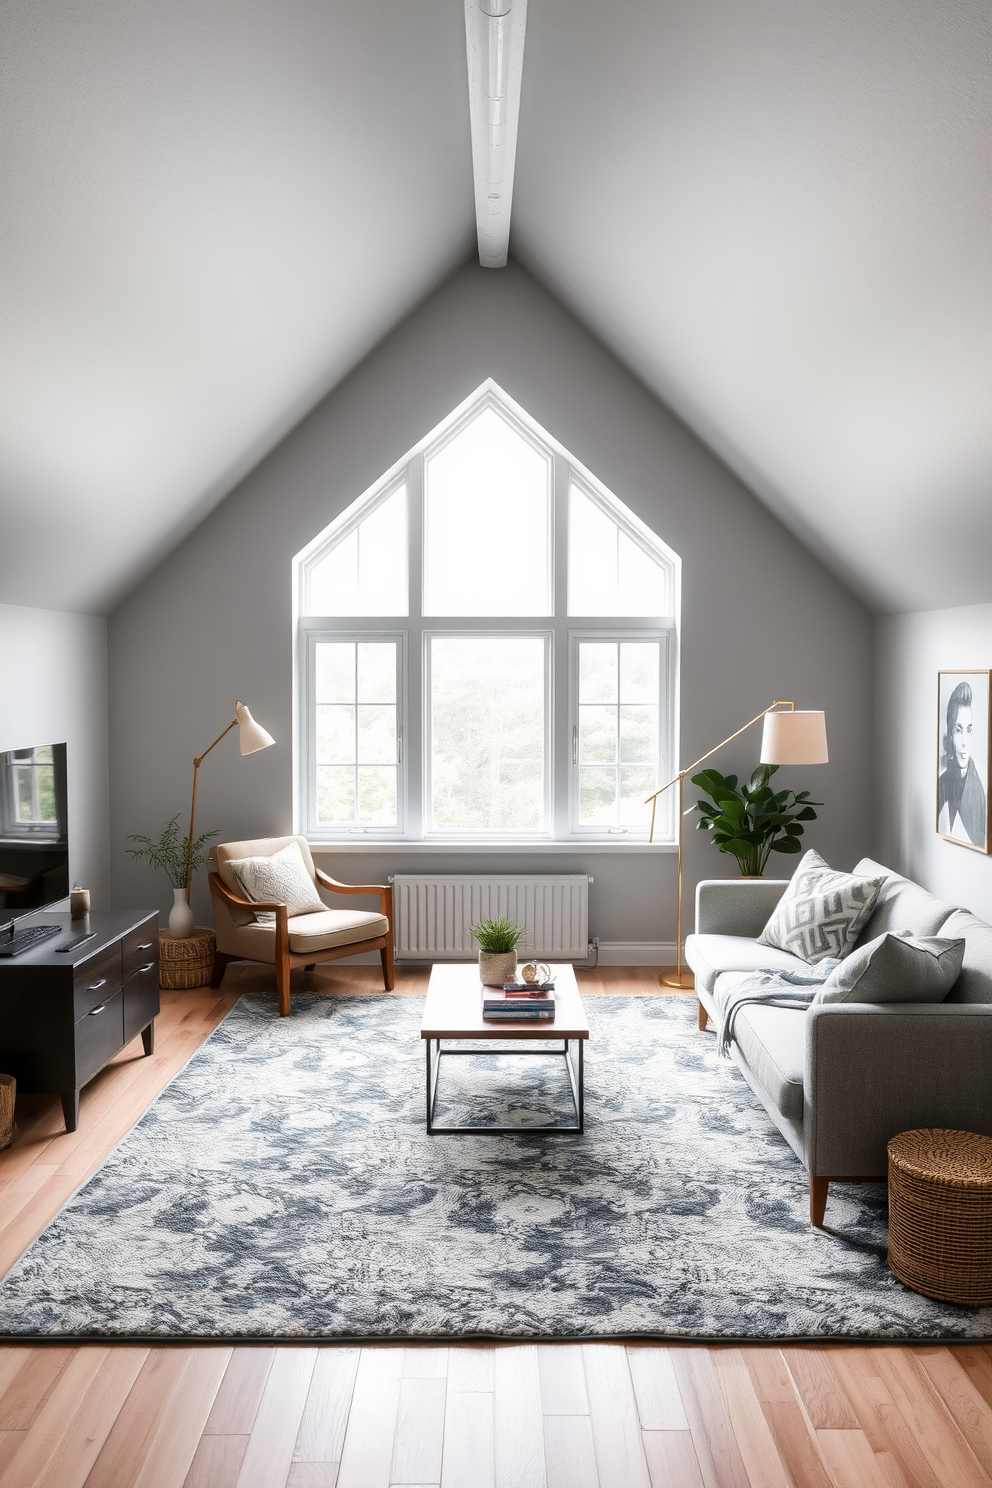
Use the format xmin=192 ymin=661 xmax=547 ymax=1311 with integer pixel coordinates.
xmin=357 ymin=642 xmax=396 ymax=703
xmin=620 ymin=643 xmax=659 ymax=704
xmin=316 ymin=705 xmax=354 ymax=764
xmin=34 ymin=766 xmax=55 ymax=821
xmin=314 ymin=641 xmax=398 ymax=827
xmin=430 ymin=637 xmax=546 ymax=830
xmin=315 ymin=643 xmax=355 ymax=704
xmin=579 ymin=706 xmax=617 ymax=764
xmin=357 ymin=706 xmax=396 ymax=764
xmin=357 ymin=767 xmax=396 ymax=824
xmin=579 ymin=768 xmax=617 ymax=825
xmin=619 ymin=706 xmax=657 ymax=763
xmin=568 ymin=484 xmax=670 ymax=616
xmin=317 ymin=767 xmax=355 ymax=824
xmin=307 ymin=486 xmax=407 ymax=617
xmin=579 ymin=642 xmax=617 ymax=704
xmin=619 ymin=767 xmax=655 ymax=826
xmin=424 ymin=408 xmax=552 ymax=615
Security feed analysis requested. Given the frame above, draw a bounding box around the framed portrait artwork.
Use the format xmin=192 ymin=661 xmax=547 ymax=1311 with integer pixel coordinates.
xmin=937 ymin=670 xmax=990 ymax=852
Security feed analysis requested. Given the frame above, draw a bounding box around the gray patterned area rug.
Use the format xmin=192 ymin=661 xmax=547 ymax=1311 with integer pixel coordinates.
xmin=0 ymin=993 xmax=990 ymax=1342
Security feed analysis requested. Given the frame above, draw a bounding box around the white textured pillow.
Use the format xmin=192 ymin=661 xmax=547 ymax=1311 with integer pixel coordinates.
xmin=758 ymin=849 xmax=885 ymax=964
xmin=229 ymin=842 xmax=324 ymax=919
xmin=814 ymin=932 xmax=965 ymax=1004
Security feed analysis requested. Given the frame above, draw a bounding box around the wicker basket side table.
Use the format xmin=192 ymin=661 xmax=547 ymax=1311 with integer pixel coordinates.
xmin=888 ymin=1128 xmax=992 ymax=1306
xmin=159 ymin=926 xmax=217 ymax=990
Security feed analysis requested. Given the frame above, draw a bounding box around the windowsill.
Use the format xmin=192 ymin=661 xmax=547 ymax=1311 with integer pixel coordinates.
xmin=309 ymin=839 xmax=677 ymax=854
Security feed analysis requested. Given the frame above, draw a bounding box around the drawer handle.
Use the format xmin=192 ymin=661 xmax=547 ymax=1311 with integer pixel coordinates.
xmin=138 ymin=962 xmax=155 ymax=973
xmin=87 ymin=979 xmax=108 ymax=992
xmin=137 ymin=942 xmax=154 ymax=951
xmin=87 ymin=1002 xmax=107 ymax=1016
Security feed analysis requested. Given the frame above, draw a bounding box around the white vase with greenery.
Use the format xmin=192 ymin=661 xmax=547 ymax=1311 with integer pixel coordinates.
xmin=127 ymin=814 xmax=220 ymax=939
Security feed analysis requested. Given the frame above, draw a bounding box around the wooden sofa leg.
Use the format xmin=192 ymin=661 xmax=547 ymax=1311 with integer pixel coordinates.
xmin=380 ymin=939 xmax=395 ymax=992
xmin=210 ymin=952 xmax=235 ymax=989
xmin=809 ymin=1175 xmax=829 ymax=1228
xmin=697 ymin=998 xmax=709 ymax=1031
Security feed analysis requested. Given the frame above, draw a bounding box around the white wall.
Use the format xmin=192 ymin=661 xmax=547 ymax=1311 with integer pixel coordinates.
xmin=0 ymin=602 xmax=110 ymax=906
xmin=108 ymin=263 xmax=875 ymax=947
xmin=876 ymin=601 xmax=992 ymax=919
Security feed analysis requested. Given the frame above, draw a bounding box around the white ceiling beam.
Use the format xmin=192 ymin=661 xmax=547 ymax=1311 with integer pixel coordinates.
xmin=464 ymin=0 xmax=528 ymax=268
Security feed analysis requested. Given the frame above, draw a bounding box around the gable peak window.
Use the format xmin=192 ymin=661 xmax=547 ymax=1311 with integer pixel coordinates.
xmin=295 ymin=382 xmax=679 ymax=844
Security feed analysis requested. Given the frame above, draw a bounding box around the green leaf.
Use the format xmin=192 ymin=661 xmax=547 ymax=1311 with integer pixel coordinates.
xmin=771 ymin=837 xmax=803 ymax=853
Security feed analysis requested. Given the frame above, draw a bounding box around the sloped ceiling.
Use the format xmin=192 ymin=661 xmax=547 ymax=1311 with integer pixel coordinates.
xmin=0 ymin=0 xmax=988 ymax=615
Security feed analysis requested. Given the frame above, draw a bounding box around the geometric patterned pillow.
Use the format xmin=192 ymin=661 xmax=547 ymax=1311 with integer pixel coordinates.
xmin=758 ymin=849 xmax=886 ymax=964
xmin=228 ymin=841 xmax=325 ymax=921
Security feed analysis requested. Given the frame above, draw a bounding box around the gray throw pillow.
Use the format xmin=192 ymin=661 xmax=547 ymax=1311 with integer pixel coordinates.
xmin=814 ymin=931 xmax=965 ymax=1004
xmin=758 ymin=849 xmax=885 ymax=964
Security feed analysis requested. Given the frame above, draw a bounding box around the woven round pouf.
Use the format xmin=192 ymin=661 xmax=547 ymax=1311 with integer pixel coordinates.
xmin=888 ymin=1129 xmax=992 ymax=1305
xmin=159 ymin=926 xmax=216 ymax=990
xmin=0 ymin=1073 xmax=15 ymax=1151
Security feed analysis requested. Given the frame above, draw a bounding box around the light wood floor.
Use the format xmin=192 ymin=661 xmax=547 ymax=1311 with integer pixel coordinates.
xmin=1 ymin=965 xmax=991 ymax=1488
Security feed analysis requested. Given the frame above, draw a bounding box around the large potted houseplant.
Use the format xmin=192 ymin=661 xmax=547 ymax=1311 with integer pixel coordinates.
xmin=690 ymin=764 xmax=820 ymax=876
xmin=127 ymin=815 xmax=220 ymax=937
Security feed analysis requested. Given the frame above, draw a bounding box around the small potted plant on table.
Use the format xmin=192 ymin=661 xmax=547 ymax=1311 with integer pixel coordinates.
xmin=472 ymin=916 xmax=526 ymax=987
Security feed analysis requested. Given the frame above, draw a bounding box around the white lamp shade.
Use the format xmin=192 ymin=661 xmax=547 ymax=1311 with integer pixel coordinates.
xmin=760 ymin=710 xmax=828 ymax=765
xmin=235 ymin=701 xmax=276 ymax=755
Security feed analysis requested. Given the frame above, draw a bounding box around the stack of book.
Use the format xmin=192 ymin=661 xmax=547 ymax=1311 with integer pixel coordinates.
xmin=482 ymin=978 xmax=556 ymax=1021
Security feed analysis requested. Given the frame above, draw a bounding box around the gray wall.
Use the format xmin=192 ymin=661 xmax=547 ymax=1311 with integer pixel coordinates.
xmin=876 ymin=602 xmax=992 ymax=920
xmin=108 ymin=262 xmax=874 ymax=949
xmin=0 ymin=602 xmax=110 ymax=906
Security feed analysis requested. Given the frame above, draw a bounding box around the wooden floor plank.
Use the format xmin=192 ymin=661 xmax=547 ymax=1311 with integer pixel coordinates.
xmin=129 ymin=1348 xmax=232 ymax=1488
xmin=441 ymin=1392 xmax=494 ymax=1488
xmin=446 ymin=1348 xmax=495 ymax=1394
xmin=818 ymin=1427 xmax=895 ymax=1488
xmin=542 ymin=1415 xmax=598 ymax=1488
xmin=641 ymin=1430 xmax=705 ymax=1488
xmin=0 ymin=1351 xmax=73 ymax=1432
xmin=742 ymin=1346 xmax=836 ymax=1488
xmin=234 ymin=1348 xmax=318 ymax=1488
xmin=871 ymin=1347 xmax=992 ymax=1488
xmin=627 ymin=1349 xmax=688 ymax=1431
xmin=537 ymin=1346 xmax=588 ymax=1416
xmin=494 ymin=1345 xmax=545 ymax=1488
xmin=286 ymin=1466 xmax=339 ymax=1488
xmin=914 ymin=1347 xmax=992 ymax=1477
xmin=336 ymin=1348 xmax=403 ymax=1488
xmin=582 ymin=1344 xmax=650 ymax=1488
xmin=670 ymin=1349 xmax=750 ymax=1488
xmin=294 ymin=1350 xmax=360 ymax=1464
xmin=782 ymin=1346 xmax=860 ymax=1429
xmin=183 ymin=1434 xmax=251 ymax=1488
xmin=390 ymin=1376 xmax=446 ymax=1486
xmin=0 ymin=1346 xmax=146 ymax=1488
xmin=85 ymin=1347 xmax=199 ymax=1488
xmin=205 ymin=1349 xmax=276 ymax=1436
xmin=402 ymin=1349 xmax=448 ymax=1380
xmin=710 ymin=1350 xmax=791 ymax=1488
xmin=829 ymin=1349 xmax=949 ymax=1488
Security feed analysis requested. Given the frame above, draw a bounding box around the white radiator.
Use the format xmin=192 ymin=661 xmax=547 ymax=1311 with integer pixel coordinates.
xmin=392 ymin=874 xmax=591 ymax=961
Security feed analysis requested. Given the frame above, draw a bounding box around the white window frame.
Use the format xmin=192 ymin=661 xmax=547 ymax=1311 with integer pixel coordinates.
xmin=294 ymin=380 xmax=679 ymax=848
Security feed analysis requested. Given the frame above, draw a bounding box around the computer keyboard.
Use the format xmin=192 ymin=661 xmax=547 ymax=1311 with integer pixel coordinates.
xmin=0 ymin=924 xmax=63 ymax=957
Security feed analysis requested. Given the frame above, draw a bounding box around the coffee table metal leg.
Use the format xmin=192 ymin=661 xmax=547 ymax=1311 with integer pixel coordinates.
xmin=562 ymin=1039 xmax=584 ymax=1133
xmin=426 ymin=1038 xmax=442 ymax=1133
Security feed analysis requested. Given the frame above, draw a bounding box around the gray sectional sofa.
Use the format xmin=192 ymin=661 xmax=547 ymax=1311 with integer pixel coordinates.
xmin=685 ymin=858 xmax=992 ymax=1227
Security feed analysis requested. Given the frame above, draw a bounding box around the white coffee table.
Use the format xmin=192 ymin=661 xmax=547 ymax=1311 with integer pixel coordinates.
xmin=420 ymin=962 xmax=589 ymax=1135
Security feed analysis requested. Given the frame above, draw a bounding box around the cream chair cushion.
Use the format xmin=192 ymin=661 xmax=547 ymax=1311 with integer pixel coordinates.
xmin=217 ymin=909 xmax=389 ymax=961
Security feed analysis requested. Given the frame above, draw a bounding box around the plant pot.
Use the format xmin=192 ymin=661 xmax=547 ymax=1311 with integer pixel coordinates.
xmin=168 ymin=888 xmax=195 ymax=939
xmin=479 ymin=950 xmax=517 ymax=987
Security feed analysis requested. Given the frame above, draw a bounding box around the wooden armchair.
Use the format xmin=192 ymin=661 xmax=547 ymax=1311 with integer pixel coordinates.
xmin=208 ymin=834 xmax=394 ymax=1015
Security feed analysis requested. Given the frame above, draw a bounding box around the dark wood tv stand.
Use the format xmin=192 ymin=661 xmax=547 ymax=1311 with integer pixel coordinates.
xmin=0 ymin=909 xmax=159 ymax=1132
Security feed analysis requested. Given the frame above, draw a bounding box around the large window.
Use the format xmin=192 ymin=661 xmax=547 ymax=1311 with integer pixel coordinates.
xmin=296 ymin=383 xmax=678 ymax=844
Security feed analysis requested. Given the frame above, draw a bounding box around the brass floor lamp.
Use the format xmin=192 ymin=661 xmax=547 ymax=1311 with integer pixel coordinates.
xmin=645 ymin=701 xmax=829 ymax=990
xmin=184 ymin=700 xmax=275 ymax=900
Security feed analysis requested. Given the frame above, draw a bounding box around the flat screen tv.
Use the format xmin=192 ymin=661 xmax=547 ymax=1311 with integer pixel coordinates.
xmin=0 ymin=742 xmax=69 ymax=929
